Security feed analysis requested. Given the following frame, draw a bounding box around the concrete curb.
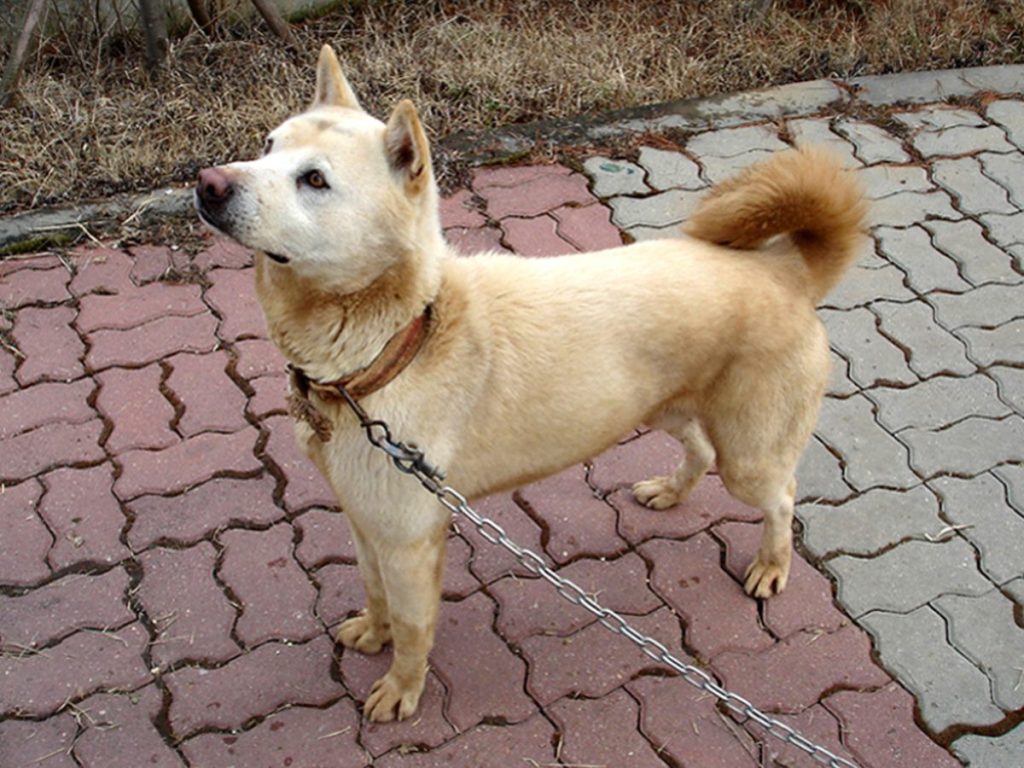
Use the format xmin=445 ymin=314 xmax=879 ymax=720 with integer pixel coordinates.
xmin=2 ymin=63 xmax=1023 ymax=254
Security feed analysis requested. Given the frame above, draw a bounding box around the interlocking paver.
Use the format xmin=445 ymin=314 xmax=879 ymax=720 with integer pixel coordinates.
xmin=871 ymin=300 xmax=974 ymax=379
xmin=825 ymin=683 xmax=963 ymax=768
xmin=995 ymin=463 xmax=1024 ymax=511
xmin=928 ymin=281 xmax=1024 ymax=329
xmin=293 ymin=506 xmax=357 ymax=567
xmin=39 ymin=463 xmax=129 ymax=570
xmin=874 ymin=225 xmax=970 ymax=293
xmin=607 ymin=188 xmax=692 ymax=230
xmin=0 ymin=567 xmax=132 ymax=652
xmin=861 ymin=606 xmax=1004 ymax=732
xmin=833 ymin=118 xmax=912 ymax=164
xmin=76 ymin=282 xmax=205 ymax=333
xmin=894 ymin=108 xmax=987 ymax=131
xmin=181 ymin=698 xmax=365 ymax=768
xmin=68 ymin=246 xmax=135 ymax=295
xmin=867 ymin=374 xmax=1006 ymax=433
xmin=934 ymin=589 xmax=1024 ymax=712
xmin=583 ymin=156 xmax=649 ymax=197
xmin=164 ymin=635 xmax=342 ymax=738
xmin=440 ymin=189 xmax=486 ymax=228
xmin=828 ymin=538 xmax=992 ymax=617
xmin=899 ymin=415 xmax=1024 ymax=477
xmin=85 ymin=312 xmax=219 ymax=371
xmin=815 ymin=394 xmax=919 ymax=491
xmin=0 ymin=377 xmax=94 ymax=439
xmin=641 ymin=534 xmax=773 ymax=658
xmin=820 ymin=258 xmax=914 ymax=309
xmin=219 ymin=523 xmax=321 ymax=646
xmin=0 ymin=715 xmax=78 ymax=768
xmin=247 ymin=372 xmax=288 ymax=417
xmin=548 ymin=688 xmax=669 ymax=768
xmin=930 ymin=473 xmax=1024 ymax=585
xmin=788 ymin=117 xmax=860 ymax=167
xmin=204 ymin=266 xmax=267 ymax=340
xmin=233 ymin=337 xmax=286 ymax=379
xmin=699 ymin=150 xmax=777 ymax=185
xmin=96 ymin=364 xmax=178 ymax=453
xmin=137 ymin=542 xmax=240 ymax=668
xmin=798 ymin=485 xmax=943 ymax=558
xmin=550 ymin=202 xmax=622 ymax=251
xmin=0 ymin=622 xmax=151 ymax=717
xmin=636 ymin=146 xmax=704 ymax=190
xmin=977 ymin=149 xmax=1024 ymax=208
xmin=924 ymin=217 xmax=1021 ymax=285
xmin=869 ymin=189 xmax=961 ymax=228
xmin=192 ymin=234 xmax=251 ymax=269
xmin=165 ymin=350 xmax=248 ymax=437
xmin=500 ymin=214 xmax=573 ymax=256
xmin=714 ymin=624 xmax=889 ymax=712
xmin=127 ymin=243 xmax=187 ymax=283
xmin=0 ymin=264 xmax=70 ymax=308
xmin=958 ymin=318 xmax=1024 ymax=366
xmin=462 ymin=492 xmax=545 ymax=583
xmin=686 ymin=124 xmax=786 ymax=157
xmin=989 ymin=364 xmax=1024 ymax=413
xmin=931 ymin=156 xmax=1017 ymax=215
xmin=126 ymin=473 xmax=281 ymax=550
xmin=953 ymin=723 xmax=1024 ymax=766
xmin=756 ymin=705 xmax=854 ymax=767
xmin=911 ymin=124 xmax=1017 ymax=157
xmin=858 ymin=164 xmax=932 ymax=198
xmin=114 ymin=426 xmax=261 ymax=500
xmin=795 ymin=435 xmax=855 ymax=503
xmin=987 ymin=98 xmax=1024 ymax=146
xmin=11 ymin=305 xmax=84 ymax=385
xmin=820 ymin=306 xmax=916 ymax=387
xmin=473 ymin=164 xmax=592 ymax=219
xmin=73 ymin=686 xmax=185 ymax=768
xmin=0 ymin=479 xmax=50 ymax=586
xmin=263 ymin=414 xmax=337 ymax=512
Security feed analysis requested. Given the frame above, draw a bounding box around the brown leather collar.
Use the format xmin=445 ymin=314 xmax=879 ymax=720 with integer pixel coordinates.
xmin=295 ymin=304 xmax=432 ymax=403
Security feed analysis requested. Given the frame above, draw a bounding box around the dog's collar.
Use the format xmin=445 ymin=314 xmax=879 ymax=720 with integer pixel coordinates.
xmin=289 ymin=303 xmax=432 ymax=410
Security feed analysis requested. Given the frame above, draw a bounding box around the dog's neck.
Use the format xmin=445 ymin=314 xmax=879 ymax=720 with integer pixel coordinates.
xmin=254 ymin=244 xmax=442 ymax=383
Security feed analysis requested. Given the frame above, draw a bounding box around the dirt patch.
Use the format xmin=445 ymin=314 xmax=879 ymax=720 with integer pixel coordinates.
xmin=2 ymin=0 xmax=1022 ymax=214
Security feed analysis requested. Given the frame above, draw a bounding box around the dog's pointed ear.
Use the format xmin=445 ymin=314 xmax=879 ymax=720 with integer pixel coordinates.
xmin=385 ymin=100 xmax=432 ymax=193
xmin=313 ymin=44 xmax=361 ymax=109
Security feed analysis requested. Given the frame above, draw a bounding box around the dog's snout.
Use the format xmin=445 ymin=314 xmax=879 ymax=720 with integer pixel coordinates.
xmin=197 ymin=167 xmax=234 ymax=209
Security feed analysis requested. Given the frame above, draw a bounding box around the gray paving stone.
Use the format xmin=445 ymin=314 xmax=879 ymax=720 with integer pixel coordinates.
xmin=1008 ymin=243 xmax=1024 ymax=271
xmin=849 ymin=66 xmax=1021 ymax=107
xmin=953 ymin=723 xmax=1024 ymax=768
xmin=931 ymin=157 xmax=1017 ymax=216
xmin=934 ymin=590 xmax=1024 ymax=712
xmin=875 ymin=226 xmax=971 ymax=293
xmin=827 ymin=350 xmax=858 ymax=397
xmin=994 ymin=464 xmax=1024 ymax=514
xmin=815 ymin=394 xmax=919 ymax=491
xmin=819 ymin=306 xmax=917 ymax=388
xmin=797 ymin=485 xmax=943 ymax=559
xmin=686 ymin=124 xmax=786 ymax=158
xmin=977 ymin=151 xmax=1024 ymax=209
xmin=928 ymin=283 xmax=1024 ymax=330
xmin=636 ymin=147 xmax=703 ymax=191
xmin=867 ymin=375 xmax=1007 ymax=433
xmin=871 ymin=300 xmax=974 ymax=379
xmin=821 ymin=261 xmax=914 ymax=310
xmin=988 ymin=366 xmax=1024 ymax=414
xmin=608 ymin=189 xmax=694 ymax=229
xmin=986 ymin=98 xmax=1024 ymax=149
xmin=912 ymin=126 xmax=1016 ymax=158
xmin=900 ymin=415 xmax=1024 ymax=478
xmin=833 ymin=119 xmax=911 ymax=164
xmin=830 ymin=538 xmax=992 ymax=617
xmin=583 ymin=157 xmax=649 ymax=198
xmin=698 ymin=151 xmax=776 ymax=185
xmin=979 ymin=211 xmax=1024 ymax=249
xmin=1004 ymin=578 xmax=1024 ymax=609
xmin=894 ymin=108 xmax=987 ymax=131
xmin=931 ymin=473 xmax=1024 ymax=586
xmin=795 ymin=435 xmax=854 ymax=504
xmin=786 ymin=117 xmax=860 ymax=167
xmin=858 ymin=164 xmax=933 ymax=199
xmin=870 ymin=190 xmax=962 ymax=229
xmin=626 ymin=224 xmax=682 ymax=242
xmin=958 ymin=319 xmax=1024 ymax=367
xmin=859 ymin=606 xmax=1004 ymax=733
xmin=924 ymin=219 xmax=1022 ymax=286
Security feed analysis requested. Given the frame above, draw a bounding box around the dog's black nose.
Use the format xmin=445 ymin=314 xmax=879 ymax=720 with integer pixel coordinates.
xmin=197 ymin=167 xmax=234 ymax=209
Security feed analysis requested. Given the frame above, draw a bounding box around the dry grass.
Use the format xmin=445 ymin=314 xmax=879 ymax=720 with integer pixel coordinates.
xmin=2 ymin=0 xmax=1022 ymax=213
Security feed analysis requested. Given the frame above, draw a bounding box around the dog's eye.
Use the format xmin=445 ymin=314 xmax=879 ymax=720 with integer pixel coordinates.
xmin=263 ymin=138 xmax=273 ymax=155
xmin=302 ymin=169 xmax=329 ymax=190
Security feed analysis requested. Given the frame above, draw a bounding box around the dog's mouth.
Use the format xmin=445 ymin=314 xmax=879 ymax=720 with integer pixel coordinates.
xmin=265 ymin=251 xmax=290 ymax=265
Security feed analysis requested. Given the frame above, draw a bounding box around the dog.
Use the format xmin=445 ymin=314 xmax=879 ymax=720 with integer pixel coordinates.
xmin=195 ymin=45 xmax=867 ymax=723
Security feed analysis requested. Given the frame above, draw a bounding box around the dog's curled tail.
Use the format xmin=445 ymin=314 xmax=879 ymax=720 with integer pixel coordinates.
xmin=684 ymin=146 xmax=868 ymax=303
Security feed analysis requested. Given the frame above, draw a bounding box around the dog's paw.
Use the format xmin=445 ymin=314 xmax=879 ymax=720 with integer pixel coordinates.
xmin=743 ymin=555 xmax=790 ymax=598
xmin=363 ymin=671 xmax=425 ymax=722
xmin=632 ymin=476 xmax=683 ymax=510
xmin=337 ymin=612 xmax=391 ymax=654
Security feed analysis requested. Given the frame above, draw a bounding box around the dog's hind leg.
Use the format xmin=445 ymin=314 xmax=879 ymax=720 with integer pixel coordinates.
xmin=336 ymin=523 xmax=392 ymax=654
xmin=632 ymin=414 xmax=715 ymax=510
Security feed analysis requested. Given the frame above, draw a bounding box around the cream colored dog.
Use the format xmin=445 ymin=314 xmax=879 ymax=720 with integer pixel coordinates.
xmin=195 ymin=45 xmax=867 ymax=722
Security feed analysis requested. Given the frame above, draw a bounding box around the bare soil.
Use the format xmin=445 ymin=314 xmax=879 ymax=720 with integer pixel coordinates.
xmin=2 ymin=0 xmax=1022 ymax=213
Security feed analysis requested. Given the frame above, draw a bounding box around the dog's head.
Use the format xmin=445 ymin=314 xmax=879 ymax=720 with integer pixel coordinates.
xmin=195 ymin=45 xmax=439 ymax=291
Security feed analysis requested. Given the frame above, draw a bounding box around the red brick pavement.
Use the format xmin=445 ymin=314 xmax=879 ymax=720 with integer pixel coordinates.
xmin=0 ymin=163 xmax=960 ymax=767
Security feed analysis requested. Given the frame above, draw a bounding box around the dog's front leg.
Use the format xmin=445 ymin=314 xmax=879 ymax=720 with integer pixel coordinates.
xmin=337 ymin=523 xmax=392 ymax=653
xmin=363 ymin=525 xmax=446 ymax=722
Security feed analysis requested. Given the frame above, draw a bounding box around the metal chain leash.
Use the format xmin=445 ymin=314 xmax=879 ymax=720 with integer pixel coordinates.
xmin=332 ymin=385 xmax=860 ymax=768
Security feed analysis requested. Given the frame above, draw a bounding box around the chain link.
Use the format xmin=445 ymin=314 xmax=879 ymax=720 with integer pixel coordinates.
xmin=333 ymin=384 xmax=860 ymax=768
